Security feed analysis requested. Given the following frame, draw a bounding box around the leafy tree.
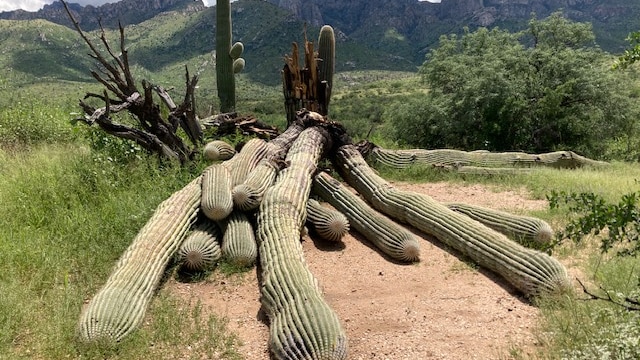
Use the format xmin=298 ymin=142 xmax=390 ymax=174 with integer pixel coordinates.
xmin=613 ymin=31 xmax=640 ymax=70
xmin=388 ymin=13 xmax=635 ymax=158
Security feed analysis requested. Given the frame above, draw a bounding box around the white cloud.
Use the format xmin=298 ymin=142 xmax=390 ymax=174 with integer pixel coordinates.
xmin=419 ymin=0 xmax=441 ymax=3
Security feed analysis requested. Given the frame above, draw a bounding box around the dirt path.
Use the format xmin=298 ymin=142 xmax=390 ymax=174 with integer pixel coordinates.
xmin=168 ymin=181 xmax=549 ymax=359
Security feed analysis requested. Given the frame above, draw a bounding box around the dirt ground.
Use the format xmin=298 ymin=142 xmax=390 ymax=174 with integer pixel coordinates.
xmin=168 ymin=181 xmax=552 ymax=359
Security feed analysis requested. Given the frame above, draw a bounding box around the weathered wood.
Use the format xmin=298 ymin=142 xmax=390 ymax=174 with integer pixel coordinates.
xmin=62 ymin=0 xmax=202 ymax=164
xmin=200 ymin=112 xmax=280 ymax=140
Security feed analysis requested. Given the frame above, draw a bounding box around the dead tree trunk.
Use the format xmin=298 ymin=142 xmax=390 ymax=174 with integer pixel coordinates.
xmin=63 ymin=0 xmax=202 ymax=164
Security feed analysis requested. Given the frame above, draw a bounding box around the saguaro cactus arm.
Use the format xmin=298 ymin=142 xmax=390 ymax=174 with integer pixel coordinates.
xmin=177 ymin=219 xmax=222 ymax=271
xmin=445 ymin=203 xmax=554 ymax=247
xmin=305 ymin=198 xmax=350 ymax=243
xmin=336 ymin=145 xmax=571 ymax=298
xmin=313 ymin=172 xmax=419 ymax=262
xmin=77 ymin=177 xmax=202 ymax=342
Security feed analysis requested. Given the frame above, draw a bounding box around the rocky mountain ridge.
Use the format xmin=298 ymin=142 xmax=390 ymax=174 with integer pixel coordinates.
xmin=0 ymin=0 xmax=206 ymax=30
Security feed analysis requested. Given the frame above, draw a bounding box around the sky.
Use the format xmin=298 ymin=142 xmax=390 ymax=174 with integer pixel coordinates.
xmin=0 ymin=0 xmax=441 ymax=13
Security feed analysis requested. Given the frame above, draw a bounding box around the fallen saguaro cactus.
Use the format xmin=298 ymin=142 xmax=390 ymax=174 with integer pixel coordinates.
xmin=256 ymin=125 xmax=348 ymax=360
xmin=304 ymin=198 xmax=350 ymax=242
xmin=203 ymin=140 xmax=236 ymax=161
xmin=201 ymin=163 xmax=233 ymax=221
xmin=77 ymin=177 xmax=202 ymax=342
xmin=313 ymin=172 xmax=420 ymax=262
xmin=337 ymin=144 xmax=571 ymax=297
xmin=358 ymin=141 xmax=608 ymax=170
xmin=445 ymin=203 xmax=554 ymax=247
xmin=220 ymin=210 xmax=257 ymax=267
xmin=176 ymin=220 xmax=222 ymax=271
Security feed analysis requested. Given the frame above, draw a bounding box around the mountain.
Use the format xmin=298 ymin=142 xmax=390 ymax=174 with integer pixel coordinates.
xmin=1 ymin=0 xmax=638 ymax=88
xmin=266 ymin=0 xmax=640 ymax=56
xmin=0 ymin=0 xmax=205 ymax=30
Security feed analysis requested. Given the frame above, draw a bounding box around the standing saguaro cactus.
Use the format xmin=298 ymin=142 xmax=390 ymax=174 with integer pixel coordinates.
xmin=317 ymin=25 xmax=335 ymax=116
xmin=216 ymin=0 xmax=245 ymax=113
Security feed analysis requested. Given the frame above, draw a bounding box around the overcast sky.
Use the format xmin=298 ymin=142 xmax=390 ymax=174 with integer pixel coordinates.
xmin=0 ymin=0 xmax=441 ymax=13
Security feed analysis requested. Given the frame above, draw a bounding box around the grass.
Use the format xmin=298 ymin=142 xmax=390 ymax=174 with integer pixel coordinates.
xmin=0 ymin=143 xmax=240 ymax=359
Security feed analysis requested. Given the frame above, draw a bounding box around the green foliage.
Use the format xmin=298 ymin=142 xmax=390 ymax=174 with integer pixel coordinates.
xmin=389 ymin=13 xmax=638 ymax=159
xmin=548 ymin=190 xmax=640 ymax=256
xmin=0 ymin=101 xmax=76 ymax=149
xmin=613 ymin=31 xmax=640 ymax=70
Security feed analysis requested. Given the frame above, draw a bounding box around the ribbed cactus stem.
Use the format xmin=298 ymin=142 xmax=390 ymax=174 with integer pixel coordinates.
xmin=201 ymin=163 xmax=233 ymax=221
xmin=445 ymin=203 xmax=554 ymax=247
xmin=369 ymin=146 xmax=607 ymax=169
xmin=216 ymin=0 xmax=244 ymax=113
xmin=232 ymin=160 xmax=279 ymax=211
xmin=257 ymin=125 xmax=348 ymax=360
xmin=77 ymin=177 xmax=202 ymax=342
xmin=317 ymin=25 xmax=335 ymax=116
xmin=336 ymin=145 xmax=571 ymax=298
xmin=177 ymin=220 xmax=222 ymax=271
xmin=305 ymin=198 xmax=350 ymax=242
xmin=225 ymin=138 xmax=269 ymax=187
xmin=220 ymin=210 xmax=257 ymax=267
xmin=203 ymin=140 xmax=236 ymax=161
xmin=313 ymin=172 xmax=420 ymax=262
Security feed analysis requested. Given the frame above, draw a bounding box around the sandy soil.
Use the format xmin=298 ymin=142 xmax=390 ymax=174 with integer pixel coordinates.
xmin=168 ymin=181 xmax=551 ymax=359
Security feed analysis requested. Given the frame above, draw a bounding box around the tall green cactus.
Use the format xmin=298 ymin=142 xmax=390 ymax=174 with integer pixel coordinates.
xmin=313 ymin=172 xmax=420 ymax=262
xmin=256 ymin=126 xmax=348 ymax=359
xmin=336 ymin=145 xmax=572 ymax=298
xmin=317 ymin=25 xmax=335 ymax=116
xmin=216 ymin=0 xmax=245 ymax=113
xmin=77 ymin=177 xmax=202 ymax=342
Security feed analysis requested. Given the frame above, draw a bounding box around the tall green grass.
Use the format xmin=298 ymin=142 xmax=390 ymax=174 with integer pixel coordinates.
xmin=0 ymin=145 xmax=240 ymax=359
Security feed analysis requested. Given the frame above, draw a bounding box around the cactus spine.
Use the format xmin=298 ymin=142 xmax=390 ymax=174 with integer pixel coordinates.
xmin=77 ymin=177 xmax=202 ymax=342
xmin=445 ymin=203 xmax=554 ymax=247
xmin=305 ymin=198 xmax=350 ymax=242
xmin=313 ymin=172 xmax=419 ymax=262
xmin=203 ymin=140 xmax=236 ymax=161
xmin=257 ymin=125 xmax=348 ymax=360
xmin=317 ymin=25 xmax=335 ymax=116
xmin=201 ymin=163 xmax=234 ymax=221
xmin=216 ymin=0 xmax=244 ymax=113
xmin=177 ymin=220 xmax=222 ymax=271
xmin=220 ymin=210 xmax=258 ymax=267
xmin=336 ymin=145 xmax=571 ymax=298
